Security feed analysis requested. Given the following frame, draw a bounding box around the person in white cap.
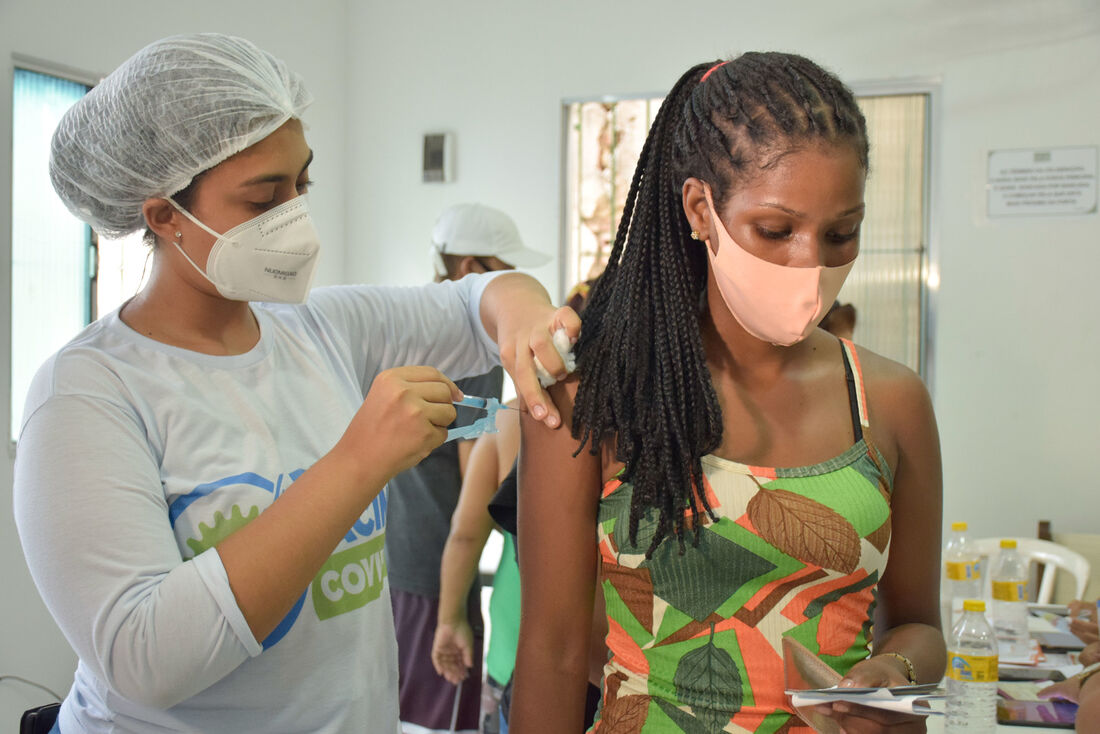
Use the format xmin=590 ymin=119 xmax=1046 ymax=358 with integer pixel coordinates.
xmin=388 ymin=203 xmax=549 ymax=734
xmin=430 ymin=202 xmax=551 ymax=281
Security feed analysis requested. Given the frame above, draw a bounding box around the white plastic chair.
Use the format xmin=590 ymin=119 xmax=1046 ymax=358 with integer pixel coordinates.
xmin=971 ymin=537 xmax=1091 ymax=604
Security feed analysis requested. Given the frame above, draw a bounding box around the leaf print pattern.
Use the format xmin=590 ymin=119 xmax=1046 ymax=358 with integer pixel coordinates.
xmin=746 ymin=489 xmax=862 ymax=574
xmin=866 ymin=518 xmax=891 ymax=554
xmin=647 ymin=524 xmax=778 ymax=622
xmin=592 ymin=343 xmax=892 ymax=732
xmin=600 ymin=694 xmax=651 ymax=734
xmin=654 ymin=698 xmax=719 ymax=734
xmin=607 ymin=481 xmax=660 ymax=556
xmin=605 ymin=670 xmax=629 ymax=704
xmin=673 ymin=625 xmax=742 ymax=729
xmin=609 ymin=565 xmax=656 ymax=633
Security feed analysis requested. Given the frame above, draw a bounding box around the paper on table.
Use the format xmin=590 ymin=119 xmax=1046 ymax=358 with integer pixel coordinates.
xmin=788 ymin=688 xmax=944 ymax=716
xmin=1001 ymin=653 xmax=1083 ymax=682
xmin=1029 ymin=614 xmax=1062 ymax=633
xmin=998 ymin=680 xmax=1057 ymax=701
xmin=1028 ymin=602 xmax=1071 ymax=616
xmin=1000 ymin=637 xmax=1045 ymax=665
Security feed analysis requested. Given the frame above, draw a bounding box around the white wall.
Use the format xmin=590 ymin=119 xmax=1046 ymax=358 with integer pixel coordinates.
xmin=0 ymin=0 xmax=348 ymax=721
xmin=345 ymin=0 xmax=1100 ymax=537
xmin=932 ymin=30 xmax=1100 ymax=539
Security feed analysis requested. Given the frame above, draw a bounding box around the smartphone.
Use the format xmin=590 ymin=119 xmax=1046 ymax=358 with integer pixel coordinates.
xmin=997 ymin=698 xmax=1078 ymax=728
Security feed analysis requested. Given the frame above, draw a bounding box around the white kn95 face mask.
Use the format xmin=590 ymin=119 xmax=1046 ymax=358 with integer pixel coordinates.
xmin=168 ymin=196 xmax=321 ymax=304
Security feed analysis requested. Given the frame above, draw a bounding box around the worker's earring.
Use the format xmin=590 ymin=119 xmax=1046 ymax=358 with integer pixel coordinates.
xmin=690 ymin=230 xmax=701 ymax=241
xmin=173 ymin=231 xmax=182 ymax=246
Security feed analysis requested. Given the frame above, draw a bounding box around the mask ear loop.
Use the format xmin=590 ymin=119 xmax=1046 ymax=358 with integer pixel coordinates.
xmin=701 ymin=184 xmax=724 ymax=245
xmin=166 ymin=200 xmax=222 ymax=288
xmin=694 ymin=183 xmax=718 ymax=315
xmin=167 ymin=198 xmax=228 ymax=240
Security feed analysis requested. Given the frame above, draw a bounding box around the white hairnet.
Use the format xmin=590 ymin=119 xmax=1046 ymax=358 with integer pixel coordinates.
xmin=49 ymin=33 xmax=313 ymax=237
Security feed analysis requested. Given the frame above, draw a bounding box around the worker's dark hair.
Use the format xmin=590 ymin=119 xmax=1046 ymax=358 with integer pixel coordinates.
xmin=572 ymin=52 xmax=869 ymax=555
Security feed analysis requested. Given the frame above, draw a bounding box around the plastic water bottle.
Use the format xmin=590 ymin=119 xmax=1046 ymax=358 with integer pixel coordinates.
xmin=943 ymin=521 xmax=981 ymax=627
xmin=945 ymin=599 xmax=998 ymax=734
xmin=990 ymin=539 xmax=1029 ymax=659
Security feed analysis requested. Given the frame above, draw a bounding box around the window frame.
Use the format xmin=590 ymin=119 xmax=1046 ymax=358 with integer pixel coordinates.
xmin=849 ymin=77 xmax=941 ymax=391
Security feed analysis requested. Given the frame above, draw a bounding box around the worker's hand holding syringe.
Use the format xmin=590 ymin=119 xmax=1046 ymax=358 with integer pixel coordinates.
xmin=333 ymin=366 xmax=463 ymax=487
xmin=334 ymin=368 xmax=543 ymax=489
xmin=335 ymin=290 xmax=580 ymax=489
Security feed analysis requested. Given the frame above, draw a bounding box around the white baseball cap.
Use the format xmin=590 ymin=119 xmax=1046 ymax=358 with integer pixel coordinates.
xmin=430 ymin=203 xmax=551 ymax=269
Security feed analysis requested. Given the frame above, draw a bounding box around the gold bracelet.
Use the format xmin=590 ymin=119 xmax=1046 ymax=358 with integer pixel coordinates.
xmin=881 ymin=651 xmax=918 ymax=685
xmin=1078 ymin=662 xmax=1100 ymax=685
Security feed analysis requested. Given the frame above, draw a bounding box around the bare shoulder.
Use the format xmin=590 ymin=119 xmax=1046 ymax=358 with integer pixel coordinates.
xmin=848 ymin=343 xmax=937 ymax=469
xmin=523 ymin=378 xmax=621 ymax=484
xmin=850 ymin=342 xmax=932 ymax=413
xmin=520 ymin=376 xmax=603 ymax=517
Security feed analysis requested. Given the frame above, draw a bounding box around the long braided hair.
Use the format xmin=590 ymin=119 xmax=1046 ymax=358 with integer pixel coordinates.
xmin=571 ymin=52 xmax=869 ymax=555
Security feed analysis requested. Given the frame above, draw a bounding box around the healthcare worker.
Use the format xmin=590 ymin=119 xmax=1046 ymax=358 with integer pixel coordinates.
xmin=13 ymin=33 xmax=575 ymax=734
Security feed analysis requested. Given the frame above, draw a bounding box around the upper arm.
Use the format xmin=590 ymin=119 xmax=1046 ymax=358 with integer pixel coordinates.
xmin=516 ymin=379 xmax=601 ymax=659
xmin=871 ymin=365 xmax=944 ymax=632
xmin=307 ymin=278 xmax=500 ymax=388
xmin=512 ymin=379 xmax=602 ymax=729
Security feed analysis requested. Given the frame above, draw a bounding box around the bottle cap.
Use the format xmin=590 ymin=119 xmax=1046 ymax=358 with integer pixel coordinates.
xmin=1000 ymin=539 xmax=1017 ymax=549
xmin=964 ymin=599 xmax=986 ymax=612
xmin=951 ymin=522 xmax=968 ymax=531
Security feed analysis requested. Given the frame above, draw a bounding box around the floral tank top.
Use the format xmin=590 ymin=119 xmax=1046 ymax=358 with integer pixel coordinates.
xmin=592 ymin=339 xmax=893 ymax=733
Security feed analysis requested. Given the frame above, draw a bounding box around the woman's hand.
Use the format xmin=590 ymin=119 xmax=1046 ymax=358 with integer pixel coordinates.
xmin=334 ymin=365 xmax=461 ymax=487
xmin=1041 ymin=643 xmax=1100 ymax=733
xmin=818 ymin=656 xmax=928 ymax=733
xmin=478 ymin=273 xmax=582 ymax=429
xmin=431 ymin=619 xmax=475 ymax=685
xmin=1084 ymin=641 xmax=1100 ymax=667
xmin=839 ymin=654 xmax=912 ymax=689
xmin=1069 ymin=599 xmax=1099 ymax=645
xmin=498 ymin=304 xmax=581 ymax=428
xmin=1039 ymin=675 xmax=1088 ymax=705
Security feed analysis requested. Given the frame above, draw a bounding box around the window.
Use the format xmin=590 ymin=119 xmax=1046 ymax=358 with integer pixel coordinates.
xmin=9 ymin=67 xmax=150 ymax=442
xmin=11 ymin=68 xmax=91 ymax=441
xmin=562 ymin=91 xmax=931 ymax=375
xmin=844 ymin=93 xmax=929 ymax=375
xmin=562 ymin=97 xmax=663 ymax=292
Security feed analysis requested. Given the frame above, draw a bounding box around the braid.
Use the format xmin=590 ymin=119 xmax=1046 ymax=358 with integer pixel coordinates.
xmin=572 ymin=52 xmax=867 ymax=555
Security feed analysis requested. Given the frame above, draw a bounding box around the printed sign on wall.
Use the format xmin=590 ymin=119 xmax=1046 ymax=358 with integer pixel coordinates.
xmin=987 ymin=146 xmax=1097 ymax=217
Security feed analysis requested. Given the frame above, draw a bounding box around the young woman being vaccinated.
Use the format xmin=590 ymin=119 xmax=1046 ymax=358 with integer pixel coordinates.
xmin=511 ymin=52 xmax=944 ymax=734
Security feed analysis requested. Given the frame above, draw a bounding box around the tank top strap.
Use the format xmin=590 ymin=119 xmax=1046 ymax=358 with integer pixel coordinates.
xmin=839 ymin=337 xmax=870 ymax=441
